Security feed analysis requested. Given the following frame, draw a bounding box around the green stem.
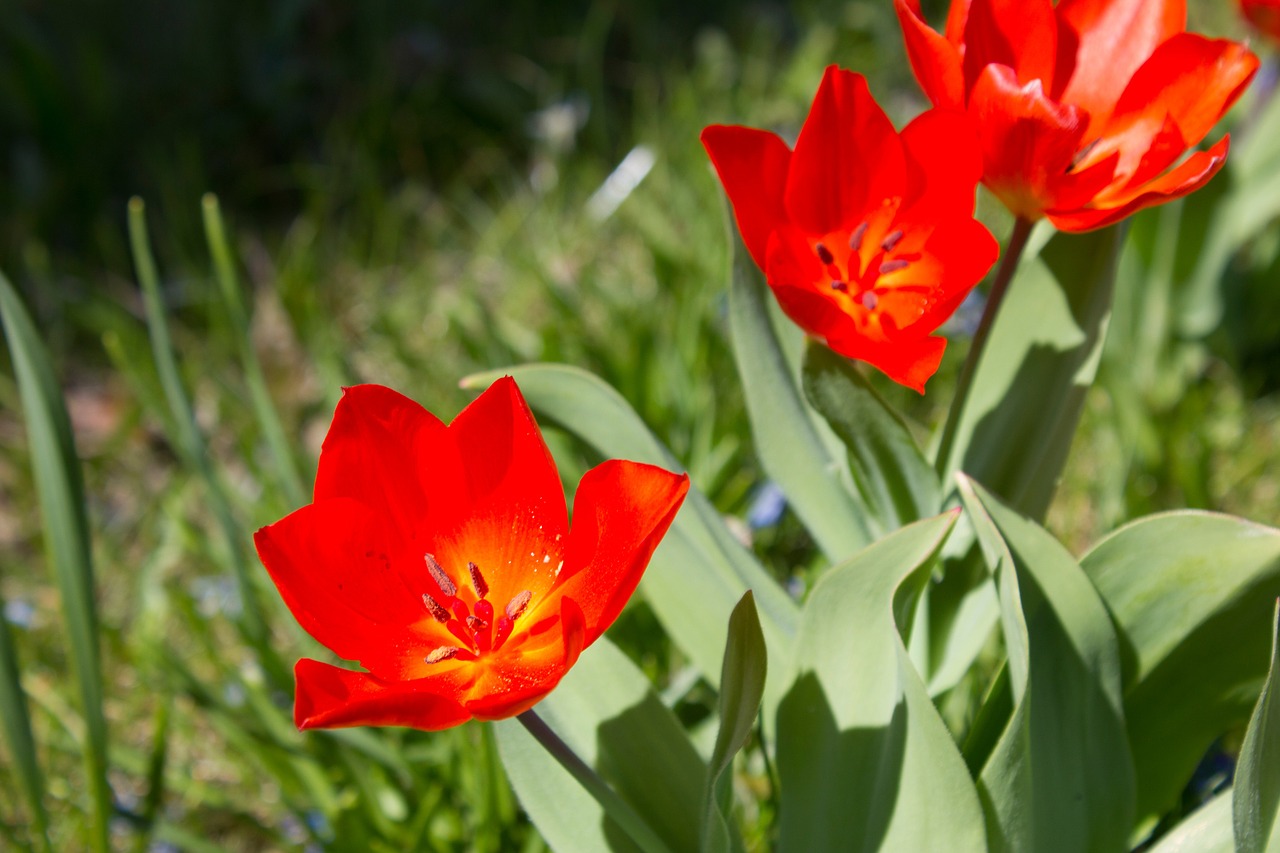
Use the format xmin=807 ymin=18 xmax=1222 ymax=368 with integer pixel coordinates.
xmin=516 ymin=710 xmax=673 ymax=853
xmin=934 ymin=216 xmax=1035 ymax=477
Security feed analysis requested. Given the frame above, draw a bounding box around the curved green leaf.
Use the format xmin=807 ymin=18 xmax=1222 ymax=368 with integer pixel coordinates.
xmin=1 ymin=272 xmax=110 ymax=852
xmin=777 ymin=512 xmax=987 ymax=852
xmin=728 ymin=228 xmax=872 ymax=561
xmin=495 ymin=638 xmax=707 ymax=853
xmin=462 ymin=364 xmax=798 ymax=712
xmin=702 ymin=591 xmax=766 ymax=853
xmin=936 ymin=225 xmax=1123 ymax=521
xmin=0 ymin=585 xmax=51 ymax=852
xmin=959 ymin=476 xmax=1134 ymax=852
xmin=1080 ymin=511 xmax=1280 ymax=820
xmin=1148 ymin=791 xmax=1234 ymax=853
xmin=1233 ymin=602 xmax=1280 ymax=853
xmin=802 ymin=341 xmax=939 ymax=535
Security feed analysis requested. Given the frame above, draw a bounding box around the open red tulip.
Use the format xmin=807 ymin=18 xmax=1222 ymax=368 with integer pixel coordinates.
xmin=896 ymin=0 xmax=1259 ymax=231
xmin=1241 ymin=0 xmax=1280 ymax=44
xmin=701 ymin=65 xmax=998 ymax=392
xmin=254 ymin=378 xmax=689 ymax=731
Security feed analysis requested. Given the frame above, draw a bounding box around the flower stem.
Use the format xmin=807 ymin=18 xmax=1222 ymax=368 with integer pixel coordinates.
xmin=934 ymin=216 xmax=1035 ymax=476
xmin=516 ymin=710 xmax=674 ymax=853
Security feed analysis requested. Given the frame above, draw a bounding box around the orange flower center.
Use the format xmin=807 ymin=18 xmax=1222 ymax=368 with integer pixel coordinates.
xmin=810 ymin=208 xmax=919 ymax=322
xmin=419 ymin=553 xmax=532 ymax=664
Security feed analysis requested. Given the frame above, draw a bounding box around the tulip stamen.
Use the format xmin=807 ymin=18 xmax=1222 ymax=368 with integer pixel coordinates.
xmin=505 ymin=590 xmax=533 ymax=621
xmin=468 ymin=561 xmax=489 ymax=599
xmin=880 ymin=230 xmax=904 ymax=252
xmin=831 ymin=280 xmax=849 ymax=292
xmin=422 ymin=592 xmax=451 ymax=623
xmin=466 ymin=615 xmax=490 ymax=633
xmin=424 ymin=553 xmax=458 ymax=598
xmin=815 ymin=242 xmax=835 ymax=265
xmin=1068 ymin=138 xmax=1102 ymax=173
xmin=425 ymin=645 xmax=464 ymax=664
xmin=862 ymin=291 xmax=879 ymax=310
xmin=849 ymin=222 xmax=869 ymax=252
xmin=879 ymin=259 xmax=909 ymax=275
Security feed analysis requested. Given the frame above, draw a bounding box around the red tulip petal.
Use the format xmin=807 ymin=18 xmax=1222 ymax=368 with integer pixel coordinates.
xmin=828 ymin=325 xmax=948 ymax=394
xmin=294 ymin=658 xmax=471 ymax=731
xmin=546 ymin=460 xmax=689 ymax=646
xmin=969 ymin=63 xmax=1101 ymax=220
xmin=313 ymin=384 xmax=451 ymax=550
xmin=1103 ymin=33 xmax=1257 ymax=179
xmin=898 ymin=108 xmax=983 ymax=225
xmin=786 ymin=67 xmax=904 ymax=236
xmin=895 ymin=0 xmax=967 ymax=109
xmin=430 ymin=377 xmax=570 ymax=609
xmin=254 ymin=498 xmax=434 ymax=675
xmin=962 ymin=0 xmax=1059 ymax=96
xmin=1046 ymin=137 xmax=1228 ymax=232
xmin=701 ymin=125 xmax=792 ymax=271
xmin=1055 ymin=0 xmax=1185 ymax=122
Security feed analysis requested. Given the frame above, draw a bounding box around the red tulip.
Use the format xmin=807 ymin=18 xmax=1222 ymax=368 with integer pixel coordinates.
xmin=254 ymin=378 xmax=689 ymax=730
xmin=896 ymin=0 xmax=1259 ymax=231
xmin=702 ymin=66 xmax=998 ymax=392
xmin=1241 ymin=0 xmax=1280 ymax=44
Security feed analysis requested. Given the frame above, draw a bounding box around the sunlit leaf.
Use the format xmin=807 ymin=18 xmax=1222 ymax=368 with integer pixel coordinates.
xmin=959 ymin=476 xmax=1134 ymax=852
xmin=1233 ymin=602 xmax=1280 ymax=853
xmin=702 ymin=591 xmax=766 ymax=853
xmin=1081 ymin=512 xmax=1280 ymax=820
xmin=1147 ymin=791 xmax=1234 ymax=853
xmin=777 ymin=512 xmax=987 ymax=852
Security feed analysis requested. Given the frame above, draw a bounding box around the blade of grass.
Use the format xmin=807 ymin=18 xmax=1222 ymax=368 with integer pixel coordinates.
xmin=0 ymin=271 xmax=111 ymax=853
xmin=201 ymin=194 xmax=307 ymax=505
xmin=0 ymin=586 xmax=53 ymax=853
xmin=126 ymin=198 xmax=282 ymax=683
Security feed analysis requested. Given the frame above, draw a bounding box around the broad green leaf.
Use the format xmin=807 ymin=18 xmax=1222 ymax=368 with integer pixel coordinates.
xmin=495 ymin=638 xmax=707 ymax=853
xmin=1234 ymin=602 xmax=1280 ymax=853
xmin=777 ymin=512 xmax=987 ymax=853
xmin=959 ymin=476 xmax=1134 ymax=853
xmin=802 ymin=341 xmax=939 ymax=535
xmin=936 ymin=225 xmax=1123 ymax=521
xmin=0 ymin=586 xmax=51 ymax=852
xmin=1080 ymin=512 xmax=1280 ymax=820
xmin=0 ymin=272 xmax=111 ymax=853
xmin=1148 ymin=791 xmax=1234 ymax=853
xmin=702 ymin=592 xmax=767 ymax=853
xmin=462 ymin=364 xmax=799 ymax=712
xmin=728 ymin=225 xmax=872 ymax=560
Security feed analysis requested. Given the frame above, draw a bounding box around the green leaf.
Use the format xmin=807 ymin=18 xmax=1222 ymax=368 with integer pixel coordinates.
xmin=936 ymin=225 xmax=1123 ymax=521
xmin=1080 ymin=512 xmax=1280 ymax=820
xmin=0 ymin=585 xmax=52 ymax=852
xmin=959 ymin=476 xmax=1134 ymax=853
xmin=461 ymin=364 xmax=798 ymax=712
xmin=776 ymin=512 xmax=987 ymax=852
xmin=702 ymin=591 xmax=767 ymax=853
xmin=495 ymin=638 xmax=707 ymax=853
xmin=728 ymin=225 xmax=872 ymax=560
xmin=1148 ymin=791 xmax=1234 ymax=853
xmin=802 ymin=340 xmax=939 ymax=535
xmin=0 ymin=271 xmax=111 ymax=853
xmin=1233 ymin=601 xmax=1280 ymax=853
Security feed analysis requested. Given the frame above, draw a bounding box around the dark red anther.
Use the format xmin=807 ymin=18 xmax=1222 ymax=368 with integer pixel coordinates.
xmin=849 ymin=222 xmax=868 ymax=252
xmin=422 ymin=592 xmax=451 ymax=623
xmin=880 ymin=230 xmax=904 ymax=252
xmin=879 ymin=259 xmax=909 ymax=275
xmin=468 ymin=561 xmax=488 ymax=599
xmin=815 ymin=242 xmax=835 ymax=265
xmin=831 ymin=280 xmax=849 ymax=292
xmin=424 ymin=553 xmax=457 ymax=598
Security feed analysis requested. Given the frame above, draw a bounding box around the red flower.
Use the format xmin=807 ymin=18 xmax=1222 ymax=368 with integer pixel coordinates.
xmin=896 ymin=0 xmax=1259 ymax=231
xmin=254 ymin=378 xmax=689 ymax=731
xmin=1241 ymin=0 xmax=1280 ymax=44
xmin=701 ymin=66 xmax=998 ymax=392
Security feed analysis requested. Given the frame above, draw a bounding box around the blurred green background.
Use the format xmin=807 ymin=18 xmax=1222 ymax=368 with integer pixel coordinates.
xmin=1 ymin=0 xmax=1277 ymax=849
